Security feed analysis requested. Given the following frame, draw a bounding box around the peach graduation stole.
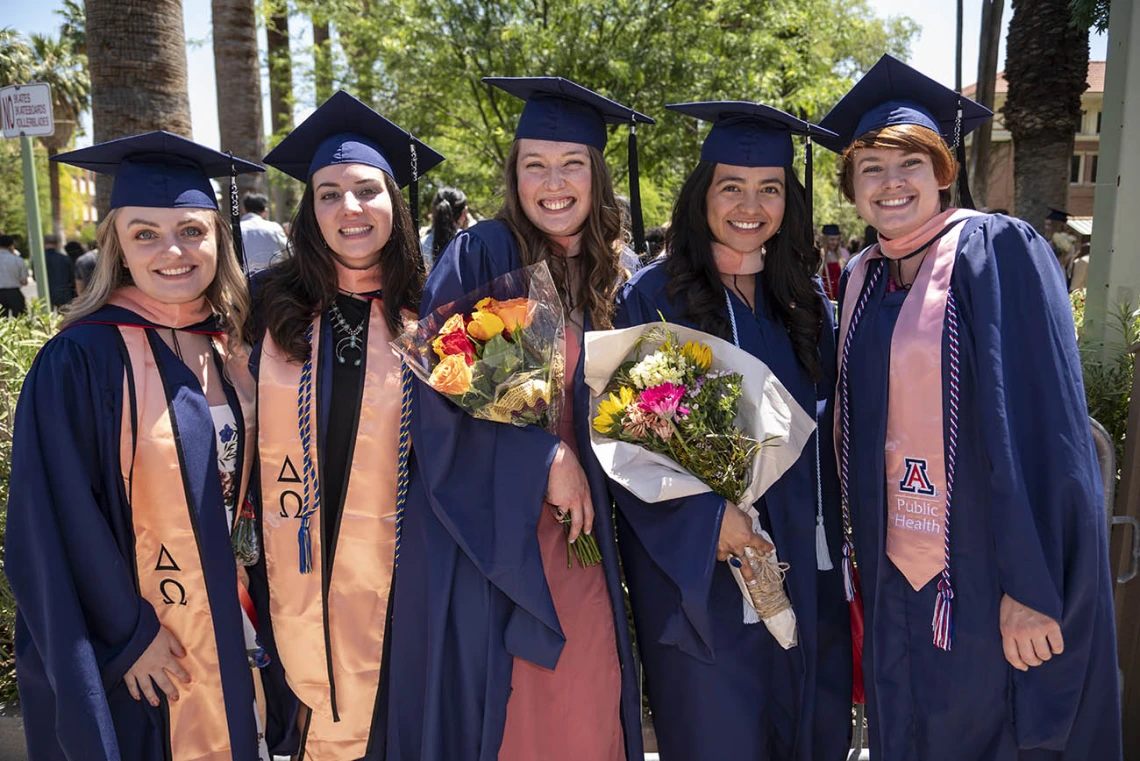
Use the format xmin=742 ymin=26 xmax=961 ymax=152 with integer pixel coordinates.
xmin=258 ymin=298 xmax=404 ymax=761
xmin=117 ymin=326 xmax=257 ymax=761
xmin=837 ymin=208 xmax=980 ymax=650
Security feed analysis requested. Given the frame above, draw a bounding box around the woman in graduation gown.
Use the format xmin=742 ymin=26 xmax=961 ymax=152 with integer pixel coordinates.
xmin=816 ymin=54 xmax=1122 ymax=760
xmin=611 ymin=102 xmax=852 ymax=760
xmin=246 ymin=91 xmax=444 ymax=761
xmin=383 ymin=77 xmax=648 ymax=761
xmin=6 ymin=132 xmax=278 ymax=760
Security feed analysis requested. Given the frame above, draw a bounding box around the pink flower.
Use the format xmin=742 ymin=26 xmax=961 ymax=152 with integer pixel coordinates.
xmin=639 ymin=382 xmax=689 ymax=418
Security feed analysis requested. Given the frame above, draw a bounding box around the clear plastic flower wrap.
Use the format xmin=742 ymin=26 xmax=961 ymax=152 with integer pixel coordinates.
xmin=391 ymin=260 xmax=600 ymax=568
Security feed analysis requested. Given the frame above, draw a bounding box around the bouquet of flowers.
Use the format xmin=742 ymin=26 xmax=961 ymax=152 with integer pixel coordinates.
xmin=391 ymin=261 xmax=601 ymax=568
xmin=585 ymin=321 xmax=815 ymax=647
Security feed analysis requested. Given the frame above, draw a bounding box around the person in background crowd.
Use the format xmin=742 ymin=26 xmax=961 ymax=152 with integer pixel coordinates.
xmin=848 ymin=235 xmax=861 ymax=254
xmin=8 ymin=131 xmax=281 ymax=761
xmin=612 ymin=100 xmax=851 ymax=760
xmin=820 ymin=223 xmax=848 ymax=300
xmin=65 ymin=240 xmax=85 ymax=264
xmin=862 ymin=224 xmax=878 ymax=250
xmin=818 ymin=53 xmax=1121 ymax=761
xmin=1045 ymin=207 xmax=1079 ymax=286
xmin=644 ymin=224 xmax=667 ymax=260
xmin=420 ymin=185 xmax=468 ymax=270
xmin=0 ymin=234 xmax=29 ymax=316
xmin=240 ymin=193 xmax=289 ymax=274
xmin=1069 ymin=243 xmax=1091 ymax=293
xmin=75 ymin=243 xmax=100 ymax=296
xmin=43 ymin=233 xmax=76 ymax=308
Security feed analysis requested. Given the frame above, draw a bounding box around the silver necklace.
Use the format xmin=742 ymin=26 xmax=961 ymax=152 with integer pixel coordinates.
xmin=329 ymin=300 xmax=366 ymax=366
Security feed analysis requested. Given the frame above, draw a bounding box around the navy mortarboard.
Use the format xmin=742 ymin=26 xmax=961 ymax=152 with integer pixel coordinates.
xmin=666 ymin=100 xmax=837 ymax=220
xmin=53 ymin=130 xmax=265 ymax=269
xmin=483 ymin=76 xmax=656 ymax=256
xmin=822 ymin=224 xmax=841 ymax=236
xmin=1046 ymin=208 xmax=1071 ymax=222
xmin=262 ymin=90 xmax=445 ymax=226
xmin=817 ymin=54 xmax=993 ymax=207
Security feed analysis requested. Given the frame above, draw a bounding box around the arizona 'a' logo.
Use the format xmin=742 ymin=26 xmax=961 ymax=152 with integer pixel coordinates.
xmin=899 ymin=457 xmax=937 ymax=496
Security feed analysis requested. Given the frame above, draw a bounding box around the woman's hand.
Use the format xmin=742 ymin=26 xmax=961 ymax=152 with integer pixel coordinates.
xmin=717 ymin=502 xmax=775 ymax=585
xmin=545 ymin=441 xmax=594 ymax=543
xmin=124 ymin=626 xmax=191 ymax=706
xmin=1000 ymin=593 xmax=1064 ymax=671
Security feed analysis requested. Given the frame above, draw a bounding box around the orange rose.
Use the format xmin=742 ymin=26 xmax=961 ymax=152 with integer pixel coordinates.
xmin=490 ymin=298 xmax=534 ymax=333
xmin=428 ymin=353 xmax=473 ymax=395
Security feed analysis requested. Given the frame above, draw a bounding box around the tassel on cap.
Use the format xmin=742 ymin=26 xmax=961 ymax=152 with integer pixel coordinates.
xmin=953 ymin=101 xmax=976 ymax=210
xmin=804 ymin=130 xmax=814 ymax=225
xmin=408 ymin=137 xmax=420 ymax=233
xmin=228 ymin=153 xmax=248 ymax=275
xmin=628 ymin=116 xmax=646 ymax=258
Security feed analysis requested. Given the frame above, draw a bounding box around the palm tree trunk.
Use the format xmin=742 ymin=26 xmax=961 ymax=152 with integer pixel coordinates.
xmin=213 ymin=0 xmax=266 ymax=197
xmin=969 ymin=0 xmax=1004 ymax=209
xmin=47 ymin=147 xmax=63 ymax=240
xmin=86 ymin=0 xmax=192 ymax=216
xmin=312 ymin=15 xmax=333 ymax=103
xmin=1002 ymin=0 xmax=1090 ymax=232
xmin=265 ymin=2 xmax=297 ymax=220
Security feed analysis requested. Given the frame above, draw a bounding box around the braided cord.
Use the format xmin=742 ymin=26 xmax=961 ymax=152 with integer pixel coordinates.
xmin=393 ymin=363 xmax=414 ymax=570
xmin=932 ymin=287 xmax=961 ymax=651
xmin=296 ymin=322 xmax=321 ymax=573
xmin=838 ymin=261 xmax=885 ymax=601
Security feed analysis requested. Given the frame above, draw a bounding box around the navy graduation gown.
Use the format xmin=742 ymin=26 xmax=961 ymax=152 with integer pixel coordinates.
xmin=839 ymin=214 xmax=1121 ymax=761
xmin=612 ymin=262 xmax=852 ymax=760
xmin=5 ymin=306 xmax=284 ymax=761
xmin=384 ymin=220 xmax=643 ymax=761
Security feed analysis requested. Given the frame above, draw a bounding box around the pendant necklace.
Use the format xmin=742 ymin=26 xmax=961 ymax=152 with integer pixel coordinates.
xmin=329 ymin=299 xmax=366 ymax=366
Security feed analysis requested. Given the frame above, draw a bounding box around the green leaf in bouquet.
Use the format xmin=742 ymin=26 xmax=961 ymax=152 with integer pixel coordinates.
xmin=481 ymin=334 xmax=523 ymax=382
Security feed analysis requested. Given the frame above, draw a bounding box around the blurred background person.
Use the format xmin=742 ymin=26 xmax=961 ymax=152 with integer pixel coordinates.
xmin=420 ymin=185 xmax=469 ymax=270
xmin=0 ymin=234 xmax=29 ymax=316
xmin=43 ymin=233 xmax=76 ymax=309
xmin=240 ymin=192 xmax=289 ymax=274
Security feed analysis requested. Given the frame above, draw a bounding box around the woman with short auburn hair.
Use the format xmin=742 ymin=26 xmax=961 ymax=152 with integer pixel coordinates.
xmin=818 ymin=54 xmax=1121 ymax=761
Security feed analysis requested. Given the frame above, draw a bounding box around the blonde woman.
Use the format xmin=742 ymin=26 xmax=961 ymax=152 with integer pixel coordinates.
xmin=6 ymin=133 xmax=282 ymax=761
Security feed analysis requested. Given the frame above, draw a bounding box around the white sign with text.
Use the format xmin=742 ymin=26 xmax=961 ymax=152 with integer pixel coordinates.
xmin=0 ymin=83 xmax=54 ymax=139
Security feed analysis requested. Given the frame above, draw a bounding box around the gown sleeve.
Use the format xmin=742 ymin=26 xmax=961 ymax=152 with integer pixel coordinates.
xmin=608 ymin=281 xmax=728 ymax=664
xmin=5 ymin=336 xmax=161 ymax=760
xmin=958 ymin=215 xmax=1107 ymax=749
xmin=413 ymin=228 xmax=566 ymax=669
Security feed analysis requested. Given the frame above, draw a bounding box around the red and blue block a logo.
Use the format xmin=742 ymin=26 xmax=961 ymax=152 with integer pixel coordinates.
xmin=899 ymin=457 xmax=937 ymax=496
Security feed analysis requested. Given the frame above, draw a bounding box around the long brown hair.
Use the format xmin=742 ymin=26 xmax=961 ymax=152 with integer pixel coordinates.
xmin=249 ymin=171 xmax=424 ymax=362
xmin=496 ymin=141 xmax=625 ymax=330
xmin=62 ymin=208 xmax=250 ymax=352
xmin=664 ymin=161 xmax=824 ymax=381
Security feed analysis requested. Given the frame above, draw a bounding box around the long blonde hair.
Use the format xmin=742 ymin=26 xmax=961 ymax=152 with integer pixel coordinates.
xmin=497 ymin=141 xmax=625 ymax=330
xmin=62 ymin=208 xmax=250 ymax=351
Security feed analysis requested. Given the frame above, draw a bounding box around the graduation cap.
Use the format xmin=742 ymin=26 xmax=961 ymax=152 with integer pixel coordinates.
xmin=822 ymin=224 xmax=841 ymax=236
xmin=817 ymin=54 xmax=993 ymax=208
xmin=262 ymin=90 xmax=445 ymax=228
xmin=483 ymin=76 xmax=656 ymax=257
xmin=1046 ymin=207 xmax=1070 ymax=222
xmin=52 ymin=130 xmax=265 ymax=271
xmin=666 ymin=101 xmax=837 ymax=224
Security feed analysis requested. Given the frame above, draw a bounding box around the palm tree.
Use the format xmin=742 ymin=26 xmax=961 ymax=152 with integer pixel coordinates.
xmin=0 ymin=30 xmax=90 ymax=239
xmin=212 ymin=0 xmax=266 ymax=196
xmin=86 ymin=0 xmax=193 ymax=215
xmin=265 ymin=0 xmax=297 ymax=219
xmin=1002 ymin=0 xmax=1090 ymax=231
xmin=312 ymin=13 xmax=333 ymax=103
xmin=969 ymin=0 xmax=1004 ymax=209
xmin=56 ymin=0 xmax=87 ymax=58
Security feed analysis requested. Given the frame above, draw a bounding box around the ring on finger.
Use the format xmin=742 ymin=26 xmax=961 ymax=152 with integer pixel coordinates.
xmin=727 ymin=555 xmax=743 ymax=569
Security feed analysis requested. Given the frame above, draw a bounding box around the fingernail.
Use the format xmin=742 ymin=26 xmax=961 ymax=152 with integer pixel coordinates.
xmin=569 ymin=537 xmax=576 ymax=544
xmin=151 ymin=699 xmax=159 ymax=707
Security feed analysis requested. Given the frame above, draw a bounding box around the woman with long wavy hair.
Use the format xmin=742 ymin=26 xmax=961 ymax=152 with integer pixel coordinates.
xmin=817 ymin=54 xmax=1120 ymax=761
xmin=247 ymin=91 xmax=444 ymax=761
xmin=6 ymin=133 xmax=281 ymax=760
xmin=612 ymin=102 xmax=852 ymax=760
xmin=383 ymin=77 xmax=649 ymax=761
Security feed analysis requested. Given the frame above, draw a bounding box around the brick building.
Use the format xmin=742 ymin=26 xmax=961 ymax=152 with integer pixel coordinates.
xmin=964 ymin=61 xmax=1105 ymax=227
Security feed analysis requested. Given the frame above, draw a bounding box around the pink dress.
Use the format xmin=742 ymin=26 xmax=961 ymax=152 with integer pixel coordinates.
xmin=498 ymin=325 xmax=625 ymax=761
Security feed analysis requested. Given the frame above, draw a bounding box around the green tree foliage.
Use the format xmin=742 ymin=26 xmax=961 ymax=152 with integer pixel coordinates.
xmin=0 ymin=139 xmax=52 ymax=246
xmin=313 ymin=0 xmax=917 ymax=224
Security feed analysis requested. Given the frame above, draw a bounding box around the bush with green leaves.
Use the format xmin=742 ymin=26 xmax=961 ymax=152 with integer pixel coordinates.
xmin=0 ymin=300 xmax=61 ymax=705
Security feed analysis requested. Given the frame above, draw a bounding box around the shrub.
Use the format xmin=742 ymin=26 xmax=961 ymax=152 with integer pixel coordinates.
xmin=0 ymin=300 xmax=61 ymax=704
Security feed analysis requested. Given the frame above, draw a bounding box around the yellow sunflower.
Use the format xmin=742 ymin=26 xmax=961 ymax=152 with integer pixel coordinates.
xmin=593 ymin=386 xmax=636 ymax=433
xmin=682 ymin=341 xmax=712 ymax=372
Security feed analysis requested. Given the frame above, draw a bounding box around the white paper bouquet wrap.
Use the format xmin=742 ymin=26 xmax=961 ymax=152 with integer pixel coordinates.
xmin=584 ymin=322 xmax=815 ymax=649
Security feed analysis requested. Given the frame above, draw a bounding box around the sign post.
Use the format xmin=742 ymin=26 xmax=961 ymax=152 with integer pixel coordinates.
xmin=1 ymin=82 xmax=55 ymax=304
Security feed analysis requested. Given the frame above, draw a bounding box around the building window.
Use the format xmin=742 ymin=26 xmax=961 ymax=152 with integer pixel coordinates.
xmin=1077 ymin=109 xmax=1087 ymax=134
xmin=1096 ymin=111 xmax=1102 ymax=134
xmin=1071 ymin=154 xmax=1083 ymax=184
xmin=1090 ymin=154 xmax=1099 ymax=183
